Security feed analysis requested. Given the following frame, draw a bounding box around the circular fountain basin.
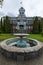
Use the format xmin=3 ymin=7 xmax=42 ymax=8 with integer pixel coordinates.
xmin=0 ymin=38 xmax=42 ymax=52
xmin=0 ymin=37 xmax=43 ymax=61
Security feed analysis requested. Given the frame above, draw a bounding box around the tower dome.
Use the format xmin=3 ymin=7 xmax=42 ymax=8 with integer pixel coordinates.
xmin=18 ymin=7 xmax=26 ymax=17
xmin=19 ymin=7 xmax=25 ymax=12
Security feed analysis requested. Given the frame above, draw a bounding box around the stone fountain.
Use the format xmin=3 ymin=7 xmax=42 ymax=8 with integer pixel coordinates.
xmin=0 ymin=33 xmax=43 ymax=61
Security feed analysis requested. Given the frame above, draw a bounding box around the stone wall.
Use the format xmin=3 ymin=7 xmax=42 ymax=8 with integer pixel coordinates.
xmin=0 ymin=47 xmax=43 ymax=61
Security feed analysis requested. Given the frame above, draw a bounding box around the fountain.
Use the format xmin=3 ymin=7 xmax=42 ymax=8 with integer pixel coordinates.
xmin=0 ymin=33 xmax=43 ymax=61
xmin=13 ymin=33 xmax=29 ymax=47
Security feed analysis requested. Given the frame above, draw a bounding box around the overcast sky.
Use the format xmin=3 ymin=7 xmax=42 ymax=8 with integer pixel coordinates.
xmin=0 ymin=0 xmax=43 ymax=17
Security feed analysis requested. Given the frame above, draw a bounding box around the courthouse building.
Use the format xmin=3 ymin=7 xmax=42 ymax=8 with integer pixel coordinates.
xmin=2 ymin=7 xmax=41 ymax=33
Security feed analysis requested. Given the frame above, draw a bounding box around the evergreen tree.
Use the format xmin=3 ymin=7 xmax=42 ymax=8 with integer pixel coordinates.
xmin=38 ymin=20 xmax=42 ymax=33
xmin=0 ymin=19 xmax=1 ymax=33
xmin=4 ymin=16 xmax=11 ymax=33
xmin=3 ymin=19 xmax=6 ymax=33
xmin=0 ymin=18 xmax=3 ymax=33
xmin=33 ymin=16 xmax=39 ymax=34
xmin=41 ymin=18 xmax=43 ymax=36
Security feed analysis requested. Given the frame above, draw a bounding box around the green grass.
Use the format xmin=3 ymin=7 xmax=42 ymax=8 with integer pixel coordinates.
xmin=0 ymin=34 xmax=15 ymax=41
xmin=26 ymin=34 xmax=43 ymax=42
xmin=0 ymin=34 xmax=43 ymax=42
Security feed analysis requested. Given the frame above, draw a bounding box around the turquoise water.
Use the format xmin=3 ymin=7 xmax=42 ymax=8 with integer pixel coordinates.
xmin=6 ymin=38 xmax=37 ymax=48
xmin=16 ymin=40 xmax=26 ymax=47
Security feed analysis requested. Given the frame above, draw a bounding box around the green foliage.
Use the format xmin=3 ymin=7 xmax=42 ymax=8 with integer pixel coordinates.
xmin=41 ymin=18 xmax=43 ymax=36
xmin=0 ymin=18 xmax=4 ymax=33
xmin=0 ymin=20 xmax=1 ymax=33
xmin=4 ymin=16 xmax=11 ymax=33
xmin=38 ymin=20 xmax=42 ymax=33
xmin=33 ymin=16 xmax=40 ymax=34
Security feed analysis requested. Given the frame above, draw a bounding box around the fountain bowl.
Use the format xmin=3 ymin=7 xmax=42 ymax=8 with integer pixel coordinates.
xmin=0 ymin=37 xmax=43 ymax=61
xmin=13 ymin=33 xmax=29 ymax=37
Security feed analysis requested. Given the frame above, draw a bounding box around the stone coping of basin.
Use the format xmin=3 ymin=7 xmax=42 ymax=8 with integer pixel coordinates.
xmin=0 ymin=38 xmax=43 ymax=53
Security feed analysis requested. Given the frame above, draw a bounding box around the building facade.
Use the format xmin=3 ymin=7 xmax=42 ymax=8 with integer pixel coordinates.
xmin=2 ymin=7 xmax=41 ymax=33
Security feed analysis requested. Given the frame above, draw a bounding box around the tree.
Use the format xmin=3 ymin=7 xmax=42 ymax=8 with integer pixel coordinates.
xmin=0 ymin=19 xmax=1 ymax=33
xmin=0 ymin=18 xmax=3 ymax=33
xmin=41 ymin=18 xmax=43 ymax=36
xmin=38 ymin=20 xmax=42 ymax=33
xmin=4 ymin=16 xmax=11 ymax=33
xmin=33 ymin=16 xmax=39 ymax=34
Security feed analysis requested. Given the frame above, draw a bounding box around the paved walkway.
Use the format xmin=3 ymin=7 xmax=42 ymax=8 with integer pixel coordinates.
xmin=0 ymin=42 xmax=43 ymax=65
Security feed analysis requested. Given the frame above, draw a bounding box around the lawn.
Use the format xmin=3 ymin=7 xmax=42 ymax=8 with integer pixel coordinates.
xmin=0 ymin=34 xmax=15 ymax=41
xmin=26 ymin=34 xmax=43 ymax=42
xmin=0 ymin=34 xmax=43 ymax=42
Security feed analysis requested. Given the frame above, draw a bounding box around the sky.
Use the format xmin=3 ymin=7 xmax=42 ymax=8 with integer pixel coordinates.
xmin=0 ymin=0 xmax=43 ymax=17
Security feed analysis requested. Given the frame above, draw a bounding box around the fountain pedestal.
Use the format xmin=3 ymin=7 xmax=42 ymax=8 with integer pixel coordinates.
xmin=13 ymin=33 xmax=28 ymax=47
